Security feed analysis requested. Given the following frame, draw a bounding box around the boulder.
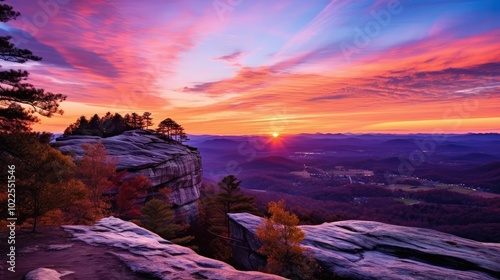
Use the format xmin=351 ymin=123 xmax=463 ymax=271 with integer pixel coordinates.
xmin=62 ymin=217 xmax=284 ymax=280
xmin=228 ymin=213 xmax=500 ymax=280
xmin=53 ymin=130 xmax=202 ymax=220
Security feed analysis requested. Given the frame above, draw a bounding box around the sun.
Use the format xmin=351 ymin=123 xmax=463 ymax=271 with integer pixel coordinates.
xmin=272 ymin=132 xmax=279 ymax=138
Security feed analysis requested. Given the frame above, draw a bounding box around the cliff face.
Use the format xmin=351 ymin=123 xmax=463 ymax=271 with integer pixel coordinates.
xmin=228 ymin=213 xmax=500 ymax=280
xmin=53 ymin=130 xmax=202 ymax=220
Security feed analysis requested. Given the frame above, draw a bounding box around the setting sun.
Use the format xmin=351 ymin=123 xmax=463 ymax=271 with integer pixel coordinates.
xmin=272 ymin=132 xmax=279 ymax=138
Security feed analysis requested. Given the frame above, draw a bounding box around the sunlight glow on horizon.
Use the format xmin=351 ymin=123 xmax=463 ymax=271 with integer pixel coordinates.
xmin=9 ymin=0 xmax=500 ymax=135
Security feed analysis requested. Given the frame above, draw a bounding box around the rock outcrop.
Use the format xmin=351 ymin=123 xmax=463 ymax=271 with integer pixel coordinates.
xmin=228 ymin=213 xmax=500 ymax=280
xmin=53 ymin=130 xmax=202 ymax=220
xmin=58 ymin=217 xmax=284 ymax=280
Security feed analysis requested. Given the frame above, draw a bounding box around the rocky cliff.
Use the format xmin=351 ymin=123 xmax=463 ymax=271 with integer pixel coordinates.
xmin=53 ymin=130 xmax=202 ymax=220
xmin=18 ymin=217 xmax=284 ymax=280
xmin=228 ymin=213 xmax=500 ymax=280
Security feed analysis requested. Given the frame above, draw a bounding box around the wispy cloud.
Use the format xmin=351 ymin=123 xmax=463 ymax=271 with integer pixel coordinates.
xmin=5 ymin=0 xmax=499 ymax=134
xmin=214 ymin=51 xmax=243 ymax=63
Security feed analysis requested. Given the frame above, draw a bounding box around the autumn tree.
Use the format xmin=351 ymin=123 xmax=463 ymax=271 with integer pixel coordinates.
xmin=76 ymin=141 xmax=117 ymax=221
xmin=139 ymin=198 xmax=195 ymax=248
xmin=0 ymin=132 xmax=87 ymax=232
xmin=116 ymin=174 xmax=151 ymax=218
xmin=256 ymin=200 xmax=318 ymax=279
xmin=0 ymin=1 xmax=66 ymax=132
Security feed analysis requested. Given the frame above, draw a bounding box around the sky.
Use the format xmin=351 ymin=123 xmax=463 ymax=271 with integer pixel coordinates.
xmin=3 ymin=0 xmax=500 ymax=135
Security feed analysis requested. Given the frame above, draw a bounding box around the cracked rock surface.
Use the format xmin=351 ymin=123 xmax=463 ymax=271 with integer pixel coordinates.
xmin=54 ymin=130 xmax=202 ymax=220
xmin=228 ymin=213 xmax=500 ymax=280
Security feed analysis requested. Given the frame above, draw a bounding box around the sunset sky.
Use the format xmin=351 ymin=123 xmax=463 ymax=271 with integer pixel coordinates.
xmin=4 ymin=0 xmax=500 ymax=135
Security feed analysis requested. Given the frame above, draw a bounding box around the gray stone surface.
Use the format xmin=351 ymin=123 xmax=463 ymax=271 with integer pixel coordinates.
xmin=62 ymin=217 xmax=284 ymax=280
xmin=53 ymin=130 xmax=202 ymax=219
xmin=228 ymin=213 xmax=500 ymax=280
xmin=25 ymin=268 xmax=74 ymax=280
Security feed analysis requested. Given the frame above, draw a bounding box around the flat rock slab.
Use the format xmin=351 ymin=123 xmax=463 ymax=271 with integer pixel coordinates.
xmin=62 ymin=217 xmax=284 ymax=280
xmin=229 ymin=213 xmax=500 ymax=280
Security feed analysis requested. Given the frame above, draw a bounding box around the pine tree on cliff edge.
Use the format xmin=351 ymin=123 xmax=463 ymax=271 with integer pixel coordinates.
xmin=0 ymin=1 xmax=66 ymax=132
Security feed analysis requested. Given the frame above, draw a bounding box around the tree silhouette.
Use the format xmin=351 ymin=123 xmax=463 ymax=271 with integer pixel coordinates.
xmin=157 ymin=118 xmax=176 ymax=139
xmin=142 ymin=112 xmax=153 ymax=129
xmin=0 ymin=1 xmax=66 ymax=132
xmin=130 ymin=112 xmax=144 ymax=129
xmin=64 ymin=112 xmax=152 ymax=137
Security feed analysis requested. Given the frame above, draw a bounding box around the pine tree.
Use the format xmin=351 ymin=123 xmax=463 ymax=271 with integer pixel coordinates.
xmin=214 ymin=175 xmax=256 ymax=235
xmin=206 ymin=175 xmax=256 ymax=260
xmin=139 ymin=198 xmax=195 ymax=248
xmin=0 ymin=1 xmax=66 ymax=132
xmin=111 ymin=113 xmax=126 ymax=136
xmin=142 ymin=112 xmax=153 ymax=129
xmin=130 ymin=112 xmax=143 ymax=129
xmin=256 ymin=200 xmax=318 ymax=279
xmin=88 ymin=114 xmax=100 ymax=135
xmin=123 ymin=113 xmax=134 ymax=130
xmin=157 ymin=118 xmax=178 ymax=139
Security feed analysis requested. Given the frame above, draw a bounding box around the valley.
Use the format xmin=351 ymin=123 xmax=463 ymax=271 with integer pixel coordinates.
xmin=189 ymin=133 xmax=500 ymax=243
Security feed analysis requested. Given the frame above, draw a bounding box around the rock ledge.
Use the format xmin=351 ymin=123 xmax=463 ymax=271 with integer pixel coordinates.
xmin=229 ymin=213 xmax=500 ymax=280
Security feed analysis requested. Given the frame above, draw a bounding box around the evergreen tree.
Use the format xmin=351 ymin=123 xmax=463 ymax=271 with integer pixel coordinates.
xmin=123 ymin=113 xmax=134 ymax=130
xmin=157 ymin=118 xmax=177 ymax=139
xmin=215 ymin=175 xmax=256 ymax=235
xmin=130 ymin=112 xmax=143 ymax=129
xmin=0 ymin=1 xmax=66 ymax=132
xmin=206 ymin=175 xmax=256 ymax=260
xmin=88 ymin=114 xmax=100 ymax=134
xmin=142 ymin=112 xmax=153 ymax=129
xmin=156 ymin=118 xmax=188 ymax=143
xmin=178 ymin=126 xmax=189 ymax=143
xmin=140 ymin=198 xmax=195 ymax=248
xmin=111 ymin=113 xmax=126 ymax=135
xmin=99 ymin=111 xmax=114 ymax=136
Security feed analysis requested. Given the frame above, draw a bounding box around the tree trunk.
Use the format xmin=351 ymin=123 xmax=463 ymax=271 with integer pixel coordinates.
xmin=32 ymin=196 xmax=39 ymax=233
